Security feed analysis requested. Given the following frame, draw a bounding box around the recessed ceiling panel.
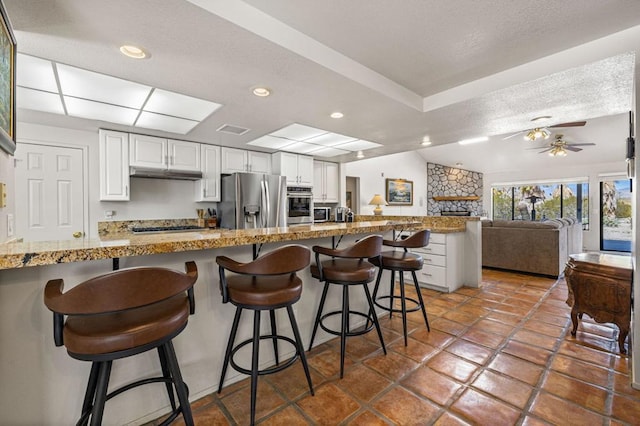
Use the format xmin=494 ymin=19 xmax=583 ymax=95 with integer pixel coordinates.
xmin=337 ymin=139 xmax=383 ymax=151
xmin=247 ymin=135 xmax=295 ymax=149
xmin=64 ymin=96 xmax=138 ymax=125
xmin=136 ymin=111 xmax=199 ymax=134
xmin=311 ymin=146 xmax=350 ymax=157
xmin=304 ymin=132 xmax=357 ymax=146
xmin=57 ymin=64 xmax=152 ymax=109
xmin=144 ymin=88 xmax=223 ymax=121
xmin=17 ymin=87 xmax=64 ymax=114
xmin=271 ymin=123 xmax=327 ymax=141
xmin=16 ymin=54 xmax=57 ymax=93
xmin=280 ymin=141 xmax=324 ymax=154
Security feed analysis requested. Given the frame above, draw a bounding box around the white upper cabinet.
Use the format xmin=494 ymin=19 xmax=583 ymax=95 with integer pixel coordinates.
xmin=99 ymin=129 xmax=130 ymax=201
xmin=196 ymin=144 xmax=221 ymax=202
xmin=313 ymin=160 xmax=339 ymax=203
xmin=221 ymin=147 xmax=271 ymax=174
xmin=271 ymin=152 xmax=314 ymax=186
xmin=168 ymin=139 xmax=200 ymax=171
xmin=129 ymin=134 xmax=200 ymax=171
xmin=129 ymin=134 xmax=166 ymax=169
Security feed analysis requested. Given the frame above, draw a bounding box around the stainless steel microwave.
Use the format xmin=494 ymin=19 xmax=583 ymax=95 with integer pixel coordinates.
xmin=313 ymin=207 xmax=331 ymax=223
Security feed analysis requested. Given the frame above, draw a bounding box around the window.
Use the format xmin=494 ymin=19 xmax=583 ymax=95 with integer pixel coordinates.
xmin=492 ymin=180 xmax=589 ymax=226
xmin=600 ymin=179 xmax=632 ymax=252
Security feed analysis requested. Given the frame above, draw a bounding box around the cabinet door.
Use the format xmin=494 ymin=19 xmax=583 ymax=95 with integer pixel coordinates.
xmin=313 ymin=161 xmax=324 ymax=202
xmin=99 ymin=130 xmax=129 ymax=201
xmin=129 ymin=134 xmax=167 ymax=169
xmin=323 ymin=162 xmax=340 ymax=202
xmin=273 ymin=152 xmax=299 ymax=185
xmin=196 ymin=144 xmax=221 ymax=202
xmin=168 ymin=139 xmax=200 ymax=171
xmin=248 ymin=151 xmax=271 ymax=174
xmin=221 ymin=147 xmax=247 ymax=173
xmin=297 ymin=155 xmax=314 ymax=186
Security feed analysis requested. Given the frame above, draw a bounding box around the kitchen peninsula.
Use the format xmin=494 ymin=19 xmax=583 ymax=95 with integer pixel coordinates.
xmin=0 ymin=217 xmax=480 ymax=425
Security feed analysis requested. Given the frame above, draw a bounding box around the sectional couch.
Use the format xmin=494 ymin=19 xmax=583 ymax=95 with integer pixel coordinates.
xmin=481 ymin=218 xmax=583 ymax=277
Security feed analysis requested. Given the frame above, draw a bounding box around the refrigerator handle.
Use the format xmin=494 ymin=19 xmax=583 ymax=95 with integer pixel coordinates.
xmin=264 ymin=179 xmax=271 ymax=227
xmin=260 ymin=180 xmax=268 ymax=228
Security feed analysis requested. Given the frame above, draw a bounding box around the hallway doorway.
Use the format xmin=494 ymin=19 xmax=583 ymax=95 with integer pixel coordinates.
xmin=345 ymin=176 xmax=360 ymax=214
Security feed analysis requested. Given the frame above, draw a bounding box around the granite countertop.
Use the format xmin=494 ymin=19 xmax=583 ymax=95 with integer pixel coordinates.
xmin=0 ymin=220 xmax=425 ymax=270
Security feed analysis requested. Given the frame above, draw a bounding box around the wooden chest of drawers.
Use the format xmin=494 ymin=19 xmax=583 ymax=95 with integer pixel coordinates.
xmin=564 ymin=253 xmax=632 ymax=354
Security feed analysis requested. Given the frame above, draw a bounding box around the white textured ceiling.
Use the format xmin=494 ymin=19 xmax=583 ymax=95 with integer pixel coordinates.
xmin=5 ymin=0 xmax=640 ymax=170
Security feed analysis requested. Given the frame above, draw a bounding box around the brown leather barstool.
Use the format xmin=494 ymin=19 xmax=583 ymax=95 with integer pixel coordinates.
xmin=370 ymin=229 xmax=431 ymax=345
xmin=43 ymin=262 xmax=198 ymax=426
xmin=216 ymin=245 xmax=314 ymax=426
xmin=308 ymin=235 xmax=386 ymax=378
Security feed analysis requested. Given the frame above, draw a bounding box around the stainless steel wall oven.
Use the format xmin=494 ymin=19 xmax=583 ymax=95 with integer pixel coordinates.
xmin=286 ymin=186 xmax=313 ymax=225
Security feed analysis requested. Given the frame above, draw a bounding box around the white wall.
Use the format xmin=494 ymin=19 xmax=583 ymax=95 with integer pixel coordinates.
xmin=16 ymin=122 xmax=218 ymax=238
xmin=0 ymin=149 xmax=14 ymax=242
xmin=344 ymin=151 xmax=428 ymax=215
xmin=483 ymin=160 xmax=626 ymax=251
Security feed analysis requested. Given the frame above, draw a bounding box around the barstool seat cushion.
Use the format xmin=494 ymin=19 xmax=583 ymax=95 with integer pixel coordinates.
xmin=371 ymin=251 xmax=423 ymax=270
xmin=310 ymin=259 xmax=376 ymax=283
xmin=227 ymin=275 xmax=303 ymax=307
xmin=64 ymin=295 xmax=189 ymax=356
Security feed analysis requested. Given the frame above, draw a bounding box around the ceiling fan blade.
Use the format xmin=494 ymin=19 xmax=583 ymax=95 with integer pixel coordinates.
xmin=537 ymin=147 xmax=553 ymax=153
xmin=566 ymin=143 xmax=596 ymax=147
xmin=565 ymin=146 xmax=583 ymax=152
xmin=549 ymin=121 xmax=587 ymax=128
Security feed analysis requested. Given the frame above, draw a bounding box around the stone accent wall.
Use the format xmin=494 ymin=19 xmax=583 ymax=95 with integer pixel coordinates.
xmin=427 ymin=163 xmax=483 ymax=216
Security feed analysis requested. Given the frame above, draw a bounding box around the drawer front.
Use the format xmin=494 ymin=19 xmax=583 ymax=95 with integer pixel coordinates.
xmin=422 ymin=253 xmax=446 ymax=267
xmin=418 ymin=264 xmax=446 ymax=286
xmin=430 ymin=233 xmax=446 ymax=244
xmin=414 ymin=243 xmax=445 ymax=256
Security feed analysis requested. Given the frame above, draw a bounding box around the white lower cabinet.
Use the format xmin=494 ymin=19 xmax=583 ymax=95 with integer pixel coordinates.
xmin=413 ymin=232 xmax=464 ymax=293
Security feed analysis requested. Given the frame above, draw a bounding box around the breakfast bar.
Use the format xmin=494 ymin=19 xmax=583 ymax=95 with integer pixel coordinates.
xmin=0 ymin=218 xmax=480 ymax=425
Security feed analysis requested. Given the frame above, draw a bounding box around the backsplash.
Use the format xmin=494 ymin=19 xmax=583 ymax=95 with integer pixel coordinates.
xmin=98 ymin=218 xmax=201 ymax=236
xmin=427 ymin=163 xmax=483 ymax=215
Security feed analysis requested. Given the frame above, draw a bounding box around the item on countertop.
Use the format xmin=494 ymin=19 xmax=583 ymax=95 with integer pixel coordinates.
xmin=197 ymin=209 xmax=206 ymax=227
xmin=335 ymin=206 xmax=348 ymax=222
xmin=207 ymin=208 xmax=217 ymax=228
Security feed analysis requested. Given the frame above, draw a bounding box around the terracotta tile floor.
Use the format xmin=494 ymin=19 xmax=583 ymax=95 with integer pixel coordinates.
xmin=150 ymin=268 xmax=640 ymax=425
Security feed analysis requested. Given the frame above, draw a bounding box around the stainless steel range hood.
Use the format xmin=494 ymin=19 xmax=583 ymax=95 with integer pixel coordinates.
xmin=129 ymin=166 xmax=203 ymax=180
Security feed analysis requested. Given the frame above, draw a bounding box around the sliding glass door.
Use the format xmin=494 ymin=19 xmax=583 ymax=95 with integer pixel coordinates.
xmin=600 ymin=179 xmax=632 ymax=252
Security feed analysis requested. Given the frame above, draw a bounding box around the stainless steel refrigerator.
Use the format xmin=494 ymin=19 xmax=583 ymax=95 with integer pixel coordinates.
xmin=219 ymin=173 xmax=287 ymax=229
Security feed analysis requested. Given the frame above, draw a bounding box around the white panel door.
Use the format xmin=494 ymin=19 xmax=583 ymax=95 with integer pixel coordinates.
xmin=297 ymin=155 xmax=314 ymax=186
xmin=247 ymin=151 xmax=271 ymax=174
xmin=196 ymin=144 xmax=221 ymax=201
xmin=15 ymin=143 xmax=85 ymax=241
xmin=313 ymin=161 xmax=324 ymax=202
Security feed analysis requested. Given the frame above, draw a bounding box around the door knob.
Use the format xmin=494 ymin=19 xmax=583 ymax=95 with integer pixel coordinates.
xmin=73 ymin=231 xmax=84 ymax=238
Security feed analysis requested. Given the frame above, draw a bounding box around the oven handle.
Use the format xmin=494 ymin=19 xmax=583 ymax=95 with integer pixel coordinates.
xmin=287 ymin=193 xmax=313 ymax=198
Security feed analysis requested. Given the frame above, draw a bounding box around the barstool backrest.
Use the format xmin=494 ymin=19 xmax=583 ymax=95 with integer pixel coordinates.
xmin=313 ymin=234 xmax=383 ymax=259
xmin=44 ymin=262 xmax=198 ymax=346
xmin=216 ymin=245 xmax=310 ymax=303
xmin=384 ymin=229 xmax=430 ymax=249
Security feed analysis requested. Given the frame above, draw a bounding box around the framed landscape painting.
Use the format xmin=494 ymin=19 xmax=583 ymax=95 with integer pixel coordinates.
xmin=0 ymin=0 xmax=16 ymax=155
xmin=386 ymin=178 xmax=413 ymax=205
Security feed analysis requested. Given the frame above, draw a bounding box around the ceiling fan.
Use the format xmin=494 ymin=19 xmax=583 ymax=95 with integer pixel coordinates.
xmin=530 ymin=134 xmax=595 ymax=156
xmin=503 ymin=120 xmax=587 ymax=141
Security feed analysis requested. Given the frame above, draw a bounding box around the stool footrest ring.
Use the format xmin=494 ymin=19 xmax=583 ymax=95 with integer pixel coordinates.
xmin=319 ymin=310 xmax=375 ymax=337
xmin=374 ymin=295 xmax=422 ymax=314
xmin=230 ymin=335 xmax=299 ymax=376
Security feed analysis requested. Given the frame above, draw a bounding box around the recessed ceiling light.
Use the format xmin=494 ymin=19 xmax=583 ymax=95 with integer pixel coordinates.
xmin=330 ymin=112 xmax=344 ymax=119
xmin=119 ymin=45 xmax=147 ymax=59
xmin=253 ymin=87 xmax=271 ymax=97
xmin=356 ymin=150 xmax=364 ymax=159
xmin=421 ymin=136 xmax=432 ymax=146
xmin=458 ymin=136 xmax=488 ymax=145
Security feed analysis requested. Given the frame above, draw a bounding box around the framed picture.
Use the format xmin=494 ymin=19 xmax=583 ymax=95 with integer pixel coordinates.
xmin=386 ymin=178 xmax=413 ymax=205
xmin=0 ymin=0 xmax=16 ymax=156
